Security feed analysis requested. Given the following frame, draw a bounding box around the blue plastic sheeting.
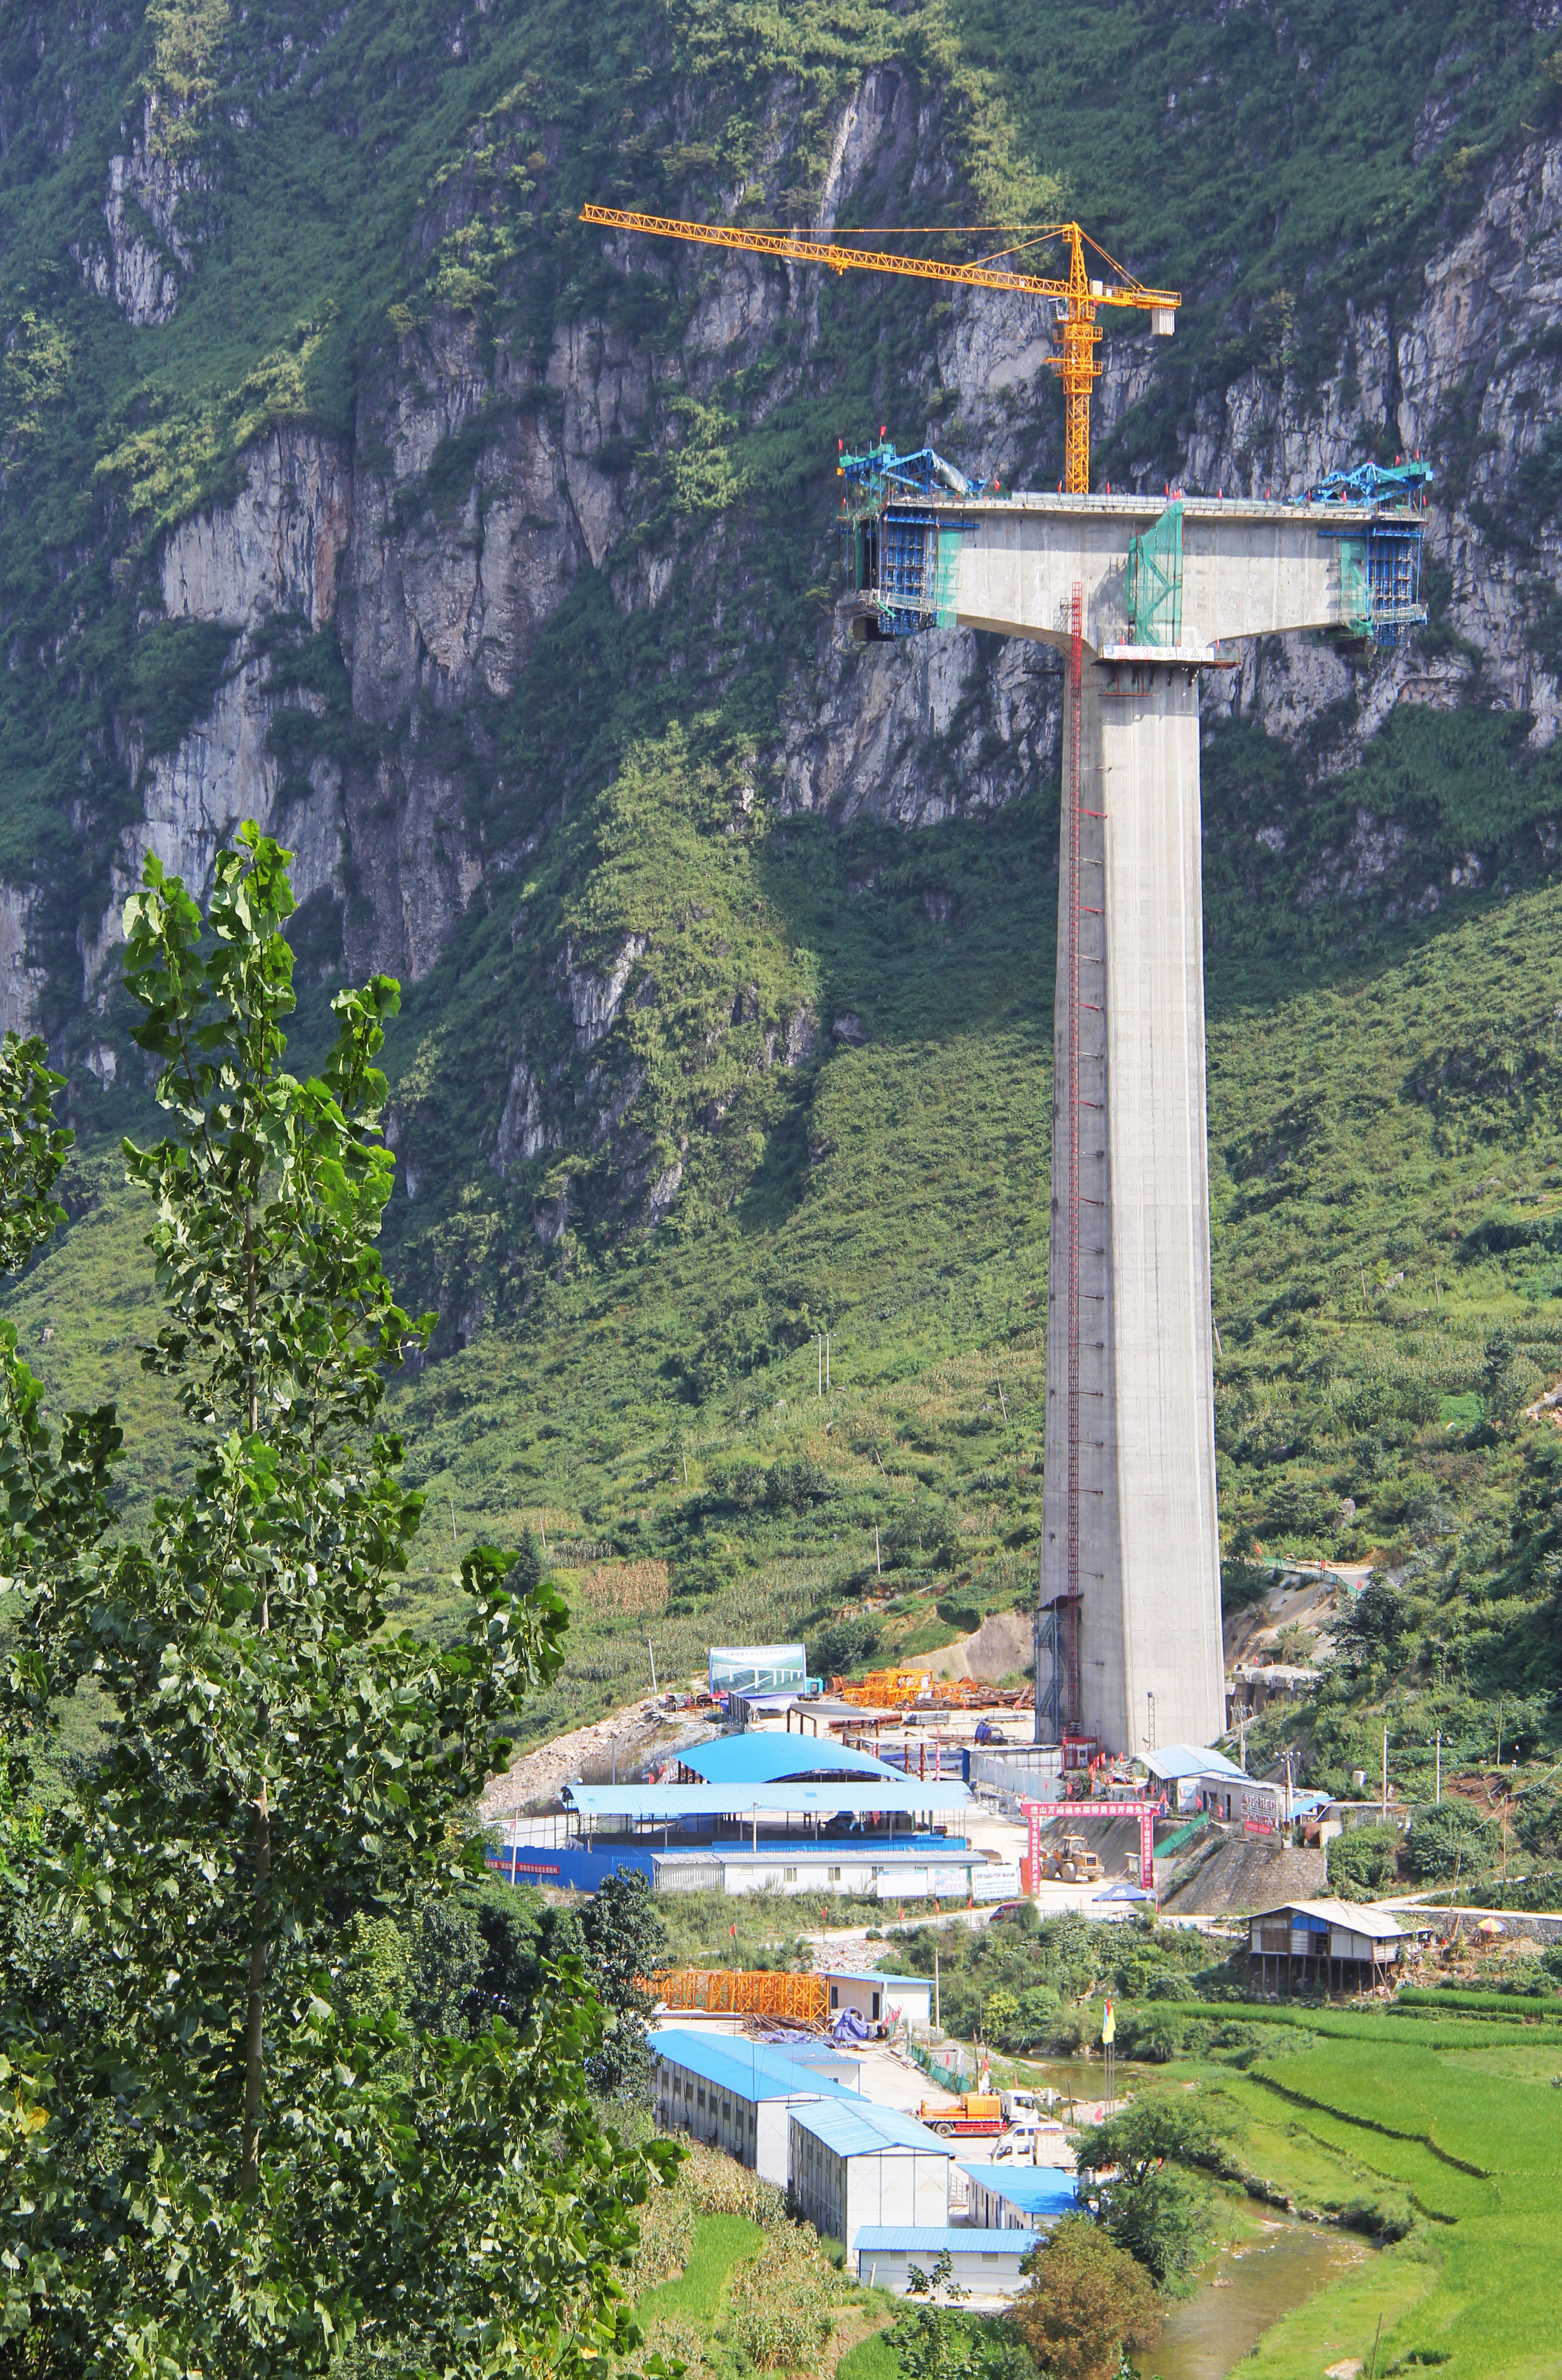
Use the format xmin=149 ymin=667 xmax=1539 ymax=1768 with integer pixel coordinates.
xmin=854 ymin=2229 xmax=1039 ymax=2255
xmin=959 ymin=2165 xmax=1079 ymax=2217
xmin=648 ymin=2028 xmax=858 ymax=2102
xmin=791 ymin=2099 xmax=955 ymax=2158
xmin=483 ymin=1840 xmax=655 ymax=1892
xmin=562 ymin=1781 xmax=971 ymax=1818
xmin=1141 ymin=1743 xmax=1248 ymax=1784
xmin=680 ymin=1736 xmax=908 ymax=1787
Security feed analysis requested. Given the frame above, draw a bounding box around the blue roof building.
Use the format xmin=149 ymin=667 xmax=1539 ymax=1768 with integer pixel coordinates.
xmin=648 ymin=2026 xmax=857 ymax=2188
xmin=960 ymin=2163 xmax=1079 ymax=2230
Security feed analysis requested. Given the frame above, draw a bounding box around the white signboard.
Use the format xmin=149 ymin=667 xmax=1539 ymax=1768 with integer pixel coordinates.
xmin=880 ymin=1868 xmax=929 ymax=1899
xmin=972 ymin=1862 xmax=1022 ymax=1901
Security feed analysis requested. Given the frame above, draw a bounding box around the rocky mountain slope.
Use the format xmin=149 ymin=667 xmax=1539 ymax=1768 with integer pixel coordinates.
xmin=7 ymin=3 xmax=1562 ymax=1779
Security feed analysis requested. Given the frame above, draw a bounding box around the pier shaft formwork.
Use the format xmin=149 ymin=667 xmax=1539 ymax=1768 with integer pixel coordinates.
xmin=1041 ymin=659 xmax=1222 ymax=1755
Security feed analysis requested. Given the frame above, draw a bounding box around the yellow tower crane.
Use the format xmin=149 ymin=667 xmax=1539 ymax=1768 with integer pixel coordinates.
xmin=581 ymin=205 xmax=1180 ymax=495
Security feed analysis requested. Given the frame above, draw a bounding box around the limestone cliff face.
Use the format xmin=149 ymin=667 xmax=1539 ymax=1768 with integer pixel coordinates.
xmin=62 ymin=72 xmax=1562 ymax=1241
xmin=84 ymin=427 xmax=351 ymax=995
xmin=333 ymin=309 xmax=655 ymax=982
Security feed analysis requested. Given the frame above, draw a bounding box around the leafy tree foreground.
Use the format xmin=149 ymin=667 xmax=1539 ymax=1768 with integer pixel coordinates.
xmin=0 ymin=830 xmax=675 ymax=2374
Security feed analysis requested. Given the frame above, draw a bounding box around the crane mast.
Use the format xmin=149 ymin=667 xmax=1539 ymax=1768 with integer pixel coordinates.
xmin=580 ymin=204 xmax=1179 ymax=493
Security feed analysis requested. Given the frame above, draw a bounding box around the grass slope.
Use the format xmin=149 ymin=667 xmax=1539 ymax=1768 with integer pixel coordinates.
xmin=13 ymin=713 xmax=1562 ymax=1773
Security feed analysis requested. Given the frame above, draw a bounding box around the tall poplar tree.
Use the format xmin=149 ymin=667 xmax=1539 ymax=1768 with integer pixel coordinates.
xmin=0 ymin=829 xmax=672 ymax=2375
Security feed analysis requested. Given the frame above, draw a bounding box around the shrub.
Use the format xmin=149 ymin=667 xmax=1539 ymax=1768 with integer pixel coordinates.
xmin=1114 ymin=2008 xmax=1187 ymax=2062
xmin=764 ymin=1457 xmax=832 ymax=1512
xmin=728 ymin=2222 xmax=843 ymax=2366
xmin=1404 ymin=1799 xmax=1495 ymax=1882
xmin=811 ymin=1616 xmax=881 ymax=1678
xmin=1342 ymin=2192 xmax=1414 ymax=2242
xmin=1327 ymin=1823 xmax=1402 ymax=1899
xmin=1007 ymin=1985 xmax=1064 ymax=2049
xmin=710 ymin=1463 xmax=766 ymax=1511
xmin=1222 ymin=1558 xmax=1279 ymax=1615
xmin=882 ymin=1502 xmax=959 ymax=1570
xmin=1105 ymin=2166 xmax=1218 ymax=2293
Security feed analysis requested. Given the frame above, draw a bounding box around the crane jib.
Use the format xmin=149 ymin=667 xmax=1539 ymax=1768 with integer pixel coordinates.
xmin=579 ymin=204 xmax=1179 ymax=315
xmin=582 ymin=203 xmax=1180 ymax=492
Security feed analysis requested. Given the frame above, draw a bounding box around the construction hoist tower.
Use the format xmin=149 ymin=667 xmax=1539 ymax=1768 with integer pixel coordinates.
xmin=579 ymin=200 xmax=1431 ymax=1757
xmin=838 ymin=450 xmax=1431 ymax=1754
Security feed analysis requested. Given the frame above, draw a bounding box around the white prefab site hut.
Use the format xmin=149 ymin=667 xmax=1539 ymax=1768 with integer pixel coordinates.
xmin=787 ymin=2100 xmax=955 ymax=2251
xmin=822 ymin=1969 xmax=934 ymax=2029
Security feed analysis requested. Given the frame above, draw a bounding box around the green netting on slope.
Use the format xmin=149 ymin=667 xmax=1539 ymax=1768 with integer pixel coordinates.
xmin=1125 ymin=500 xmax=1184 ymax=646
xmin=934 ymin=527 xmax=964 ymax=628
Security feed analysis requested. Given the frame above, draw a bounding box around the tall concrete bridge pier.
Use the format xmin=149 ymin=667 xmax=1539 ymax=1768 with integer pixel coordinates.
xmin=847 ymin=482 xmax=1425 ymax=1755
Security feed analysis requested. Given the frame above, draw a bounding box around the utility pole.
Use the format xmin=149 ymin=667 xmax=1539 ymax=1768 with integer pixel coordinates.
xmin=934 ymin=1947 xmax=941 ymax=2034
xmin=875 ymin=1524 xmax=882 ymax=1577
xmin=1238 ymin=1710 xmax=1248 ymax=1773
xmin=826 ymin=1332 xmax=831 ymax=1389
xmin=818 ymin=1334 xmax=822 ymax=1397
xmin=648 ymin=1639 xmax=658 ymax=1695
xmin=1382 ymin=1726 xmax=1388 ymax=1821
xmin=1435 ymin=1734 xmax=1442 ymax=1805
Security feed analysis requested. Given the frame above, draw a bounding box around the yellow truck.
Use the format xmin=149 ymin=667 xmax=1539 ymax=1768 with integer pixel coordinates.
xmin=917 ymin=2091 xmax=1004 ymax=2139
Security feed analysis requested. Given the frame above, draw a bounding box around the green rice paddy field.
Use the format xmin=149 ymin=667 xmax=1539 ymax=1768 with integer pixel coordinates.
xmin=1178 ymin=2008 xmax=1562 ymax=2377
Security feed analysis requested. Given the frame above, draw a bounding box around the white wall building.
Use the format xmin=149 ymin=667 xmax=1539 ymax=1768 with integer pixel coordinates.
xmin=822 ymin=1969 xmax=934 ymax=2030
xmin=788 ymin=2100 xmax=955 ymax=2250
xmin=854 ymin=2227 xmax=1040 ymax=2303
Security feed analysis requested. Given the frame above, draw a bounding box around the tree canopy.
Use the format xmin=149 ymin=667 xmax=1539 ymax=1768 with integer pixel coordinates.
xmin=1009 ymin=2216 xmax=1162 ymax=2380
xmin=0 ymin=830 xmax=676 ymax=2375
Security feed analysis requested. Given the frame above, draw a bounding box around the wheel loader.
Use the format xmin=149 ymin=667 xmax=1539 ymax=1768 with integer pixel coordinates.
xmin=1038 ymin=1832 xmax=1104 ymax=1884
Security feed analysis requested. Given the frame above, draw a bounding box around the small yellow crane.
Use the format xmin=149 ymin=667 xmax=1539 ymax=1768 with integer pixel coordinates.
xmin=581 ymin=204 xmax=1180 ymax=495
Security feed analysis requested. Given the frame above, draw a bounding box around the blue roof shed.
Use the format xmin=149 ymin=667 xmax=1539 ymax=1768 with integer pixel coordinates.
xmin=681 ymin=1735 xmax=909 ymax=1787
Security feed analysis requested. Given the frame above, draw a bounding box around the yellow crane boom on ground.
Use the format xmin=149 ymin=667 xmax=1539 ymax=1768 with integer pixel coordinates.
xmin=581 ymin=204 xmax=1180 ymax=494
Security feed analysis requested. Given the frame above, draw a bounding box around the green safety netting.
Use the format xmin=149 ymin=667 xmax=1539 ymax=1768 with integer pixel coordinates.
xmin=1341 ymin=541 xmax=1372 ymax=638
xmin=934 ymin=526 xmax=964 ymax=628
xmin=1125 ymin=500 xmax=1184 ymax=646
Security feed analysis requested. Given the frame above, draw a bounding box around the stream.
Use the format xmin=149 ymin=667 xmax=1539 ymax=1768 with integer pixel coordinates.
xmin=1143 ymin=2216 xmax=1368 ymax=2380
